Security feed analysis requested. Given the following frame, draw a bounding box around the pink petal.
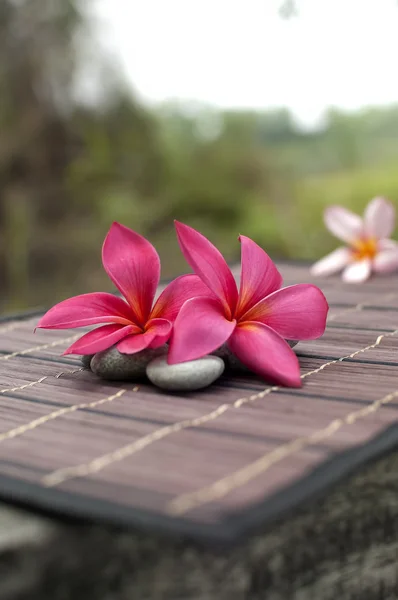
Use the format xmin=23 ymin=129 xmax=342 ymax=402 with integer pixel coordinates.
xmin=236 ymin=236 xmax=283 ymax=318
xmin=146 ymin=317 xmax=173 ymax=335
xmin=378 ymin=238 xmax=398 ymax=251
xmin=342 ymin=259 xmax=371 ymax=283
xmin=324 ymin=206 xmax=363 ymax=244
xmin=373 ymin=248 xmax=398 ymax=273
xmin=36 ymin=292 xmax=136 ymax=330
xmin=116 ymin=331 xmax=155 ymax=354
xmin=117 ymin=331 xmax=155 ymax=354
xmin=150 ymin=274 xmax=211 ymax=322
xmin=102 ymin=222 xmax=160 ymax=326
xmin=174 ymin=221 xmax=238 ymax=318
xmin=310 ymin=247 xmax=351 ymax=277
xmin=228 ymin=321 xmax=301 ymax=387
xmin=168 ymin=296 xmax=236 ymax=364
xmin=240 ymin=284 xmax=328 ymax=340
xmin=117 ymin=318 xmax=172 ymax=353
xmin=146 ymin=318 xmax=173 ymax=347
xmin=64 ymin=324 xmax=133 ymax=355
xmin=364 ymin=197 xmax=395 ymax=239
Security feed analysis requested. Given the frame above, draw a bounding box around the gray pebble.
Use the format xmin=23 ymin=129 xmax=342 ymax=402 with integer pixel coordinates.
xmin=91 ymin=345 xmax=167 ymax=381
xmin=81 ymin=354 xmax=94 ymax=370
xmin=146 ymin=355 xmax=225 ymax=391
xmin=214 ymin=339 xmax=299 ymax=373
xmin=213 ymin=344 xmax=251 ymax=373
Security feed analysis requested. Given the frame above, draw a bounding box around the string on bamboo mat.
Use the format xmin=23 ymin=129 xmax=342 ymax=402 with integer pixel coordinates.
xmin=42 ymin=402 xmax=229 ymax=487
xmin=0 ymin=334 xmax=80 ymax=361
xmin=328 ymin=291 xmax=398 ymax=322
xmin=0 ymin=388 xmax=131 ymax=443
xmin=0 ymin=368 xmax=84 ymax=395
xmin=168 ymin=384 xmax=398 ymax=515
xmin=0 ymin=321 xmax=32 ymax=335
xmin=40 ymin=327 xmax=398 ymax=488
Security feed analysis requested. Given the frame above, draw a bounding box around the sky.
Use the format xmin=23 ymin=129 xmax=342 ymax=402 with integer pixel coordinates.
xmin=93 ymin=0 xmax=398 ymax=127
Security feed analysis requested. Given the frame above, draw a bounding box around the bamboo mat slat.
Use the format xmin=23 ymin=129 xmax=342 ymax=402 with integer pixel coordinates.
xmin=0 ymin=263 xmax=398 ymax=543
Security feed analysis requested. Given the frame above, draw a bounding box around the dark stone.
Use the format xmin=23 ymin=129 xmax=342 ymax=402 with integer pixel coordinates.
xmin=91 ymin=346 xmax=168 ymax=381
xmin=80 ymin=355 xmax=94 ymax=370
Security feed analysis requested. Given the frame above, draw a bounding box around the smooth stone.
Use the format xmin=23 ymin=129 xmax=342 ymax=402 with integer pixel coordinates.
xmin=81 ymin=354 xmax=94 ymax=370
xmin=146 ymin=355 xmax=225 ymax=391
xmin=91 ymin=346 xmax=168 ymax=381
xmin=214 ymin=340 xmax=299 ymax=373
xmin=213 ymin=345 xmax=251 ymax=373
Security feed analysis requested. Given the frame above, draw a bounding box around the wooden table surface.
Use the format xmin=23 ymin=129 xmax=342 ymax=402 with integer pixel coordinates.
xmin=0 ymin=262 xmax=397 ymax=544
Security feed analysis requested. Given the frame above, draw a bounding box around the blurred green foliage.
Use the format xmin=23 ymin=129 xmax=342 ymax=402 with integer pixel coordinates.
xmin=1 ymin=0 xmax=398 ymax=313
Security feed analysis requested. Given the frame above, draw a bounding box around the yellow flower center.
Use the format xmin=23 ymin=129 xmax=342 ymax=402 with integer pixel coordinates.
xmin=351 ymin=237 xmax=378 ymax=261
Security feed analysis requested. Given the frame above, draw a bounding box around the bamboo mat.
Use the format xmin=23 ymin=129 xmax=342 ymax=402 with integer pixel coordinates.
xmin=0 ymin=263 xmax=398 ymax=543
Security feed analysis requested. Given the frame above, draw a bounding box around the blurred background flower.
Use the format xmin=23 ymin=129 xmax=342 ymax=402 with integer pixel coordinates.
xmin=1 ymin=0 xmax=398 ymax=314
xmin=311 ymin=197 xmax=398 ymax=282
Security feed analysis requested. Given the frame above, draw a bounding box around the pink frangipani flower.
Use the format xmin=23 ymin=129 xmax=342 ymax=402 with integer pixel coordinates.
xmin=311 ymin=197 xmax=398 ymax=283
xmin=168 ymin=222 xmax=329 ymax=388
xmin=36 ymin=222 xmax=209 ymax=356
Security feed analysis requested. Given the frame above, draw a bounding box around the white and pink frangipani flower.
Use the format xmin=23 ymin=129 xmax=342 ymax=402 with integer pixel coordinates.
xmin=168 ymin=222 xmax=329 ymax=388
xmin=311 ymin=197 xmax=398 ymax=283
xmin=36 ymin=223 xmax=209 ymax=355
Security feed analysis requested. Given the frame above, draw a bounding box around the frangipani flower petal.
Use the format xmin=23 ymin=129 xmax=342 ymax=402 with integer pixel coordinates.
xmin=102 ymin=222 xmax=161 ymax=326
xmin=324 ymin=206 xmax=363 ymax=244
xmin=373 ymin=248 xmax=398 ymax=273
xmin=310 ymin=247 xmax=352 ymax=277
xmin=168 ymin=296 xmax=236 ymax=364
xmin=174 ymin=221 xmax=238 ymax=317
xmin=313 ymin=197 xmax=397 ymax=283
xmin=342 ymin=259 xmax=372 ymax=283
xmin=236 ymin=235 xmax=283 ymax=318
xmin=228 ymin=321 xmax=301 ymax=387
xmin=64 ymin=324 xmax=134 ymax=355
xmin=378 ymin=238 xmax=398 ymax=251
xmin=146 ymin=317 xmax=173 ymax=347
xmin=364 ymin=197 xmax=395 ymax=239
xmin=242 ymin=284 xmax=328 ymax=340
xmin=117 ymin=332 xmax=156 ymax=354
xmin=117 ymin=318 xmax=172 ymax=353
xmin=37 ymin=292 xmax=136 ymax=330
xmin=150 ymin=274 xmax=211 ymax=322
